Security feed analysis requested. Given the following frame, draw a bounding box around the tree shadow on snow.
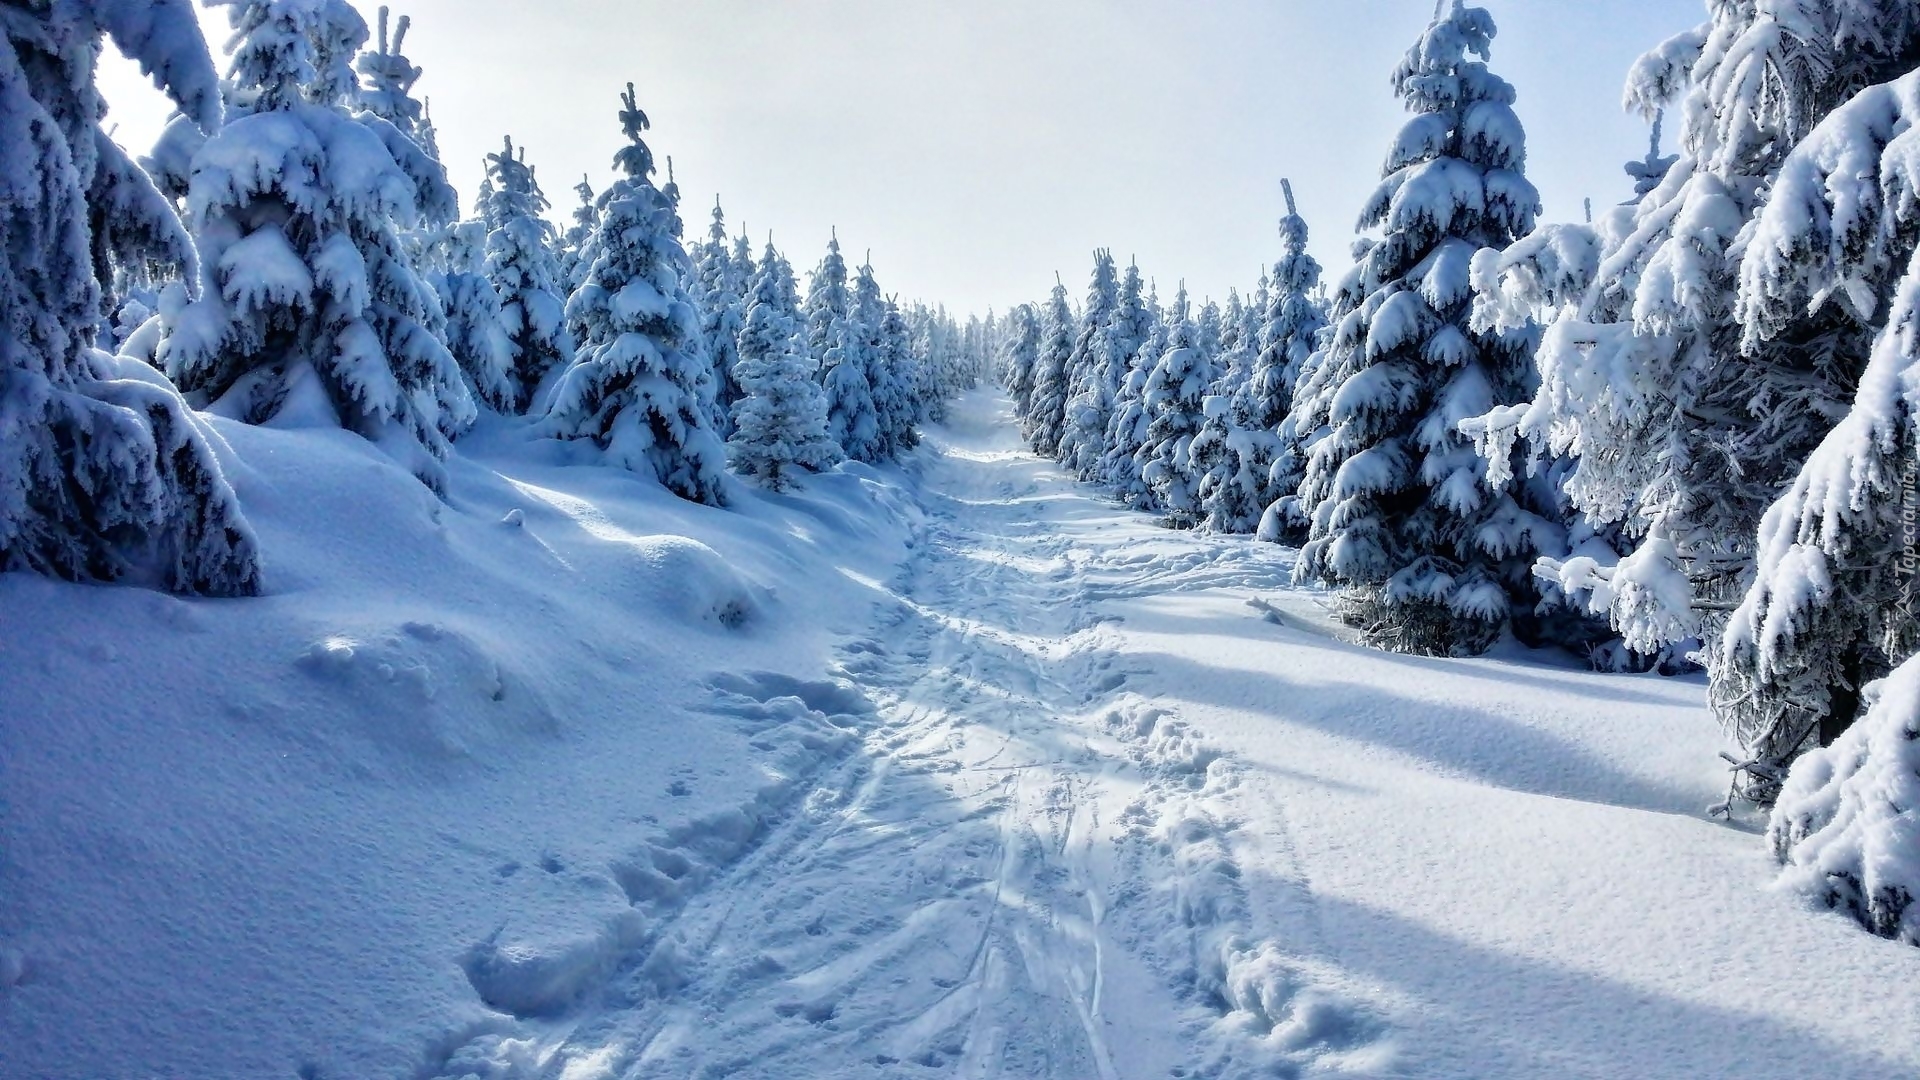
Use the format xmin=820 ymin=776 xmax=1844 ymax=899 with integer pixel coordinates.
xmin=1279 ymin=885 xmax=1914 ymax=1080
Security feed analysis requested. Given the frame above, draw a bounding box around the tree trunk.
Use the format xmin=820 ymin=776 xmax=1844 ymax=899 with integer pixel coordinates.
xmin=1820 ymin=647 xmax=1868 ymax=746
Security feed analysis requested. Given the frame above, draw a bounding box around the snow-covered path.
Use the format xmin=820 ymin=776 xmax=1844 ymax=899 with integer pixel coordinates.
xmin=435 ymin=392 xmax=1389 ymax=1077
xmin=434 ymin=389 xmax=1920 ymax=1080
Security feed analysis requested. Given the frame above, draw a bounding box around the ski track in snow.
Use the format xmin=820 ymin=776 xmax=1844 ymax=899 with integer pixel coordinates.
xmin=428 ymin=400 xmax=1390 ymax=1079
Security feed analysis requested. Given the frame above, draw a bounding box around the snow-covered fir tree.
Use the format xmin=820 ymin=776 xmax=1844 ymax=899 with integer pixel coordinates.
xmin=727 ymin=240 xmax=841 ymax=490
xmin=350 ymin=4 xmax=490 ymax=415
xmin=823 ymin=258 xmax=883 ymax=463
xmin=352 ymin=6 xmax=454 ymax=228
xmin=1712 ymin=67 xmax=1920 ymax=806
xmin=1137 ymin=286 xmax=1214 ymax=527
xmin=1198 ymin=192 xmax=1331 ymax=537
xmin=1294 ymin=3 xmax=1553 ymax=656
xmin=546 ymin=84 xmax=727 ymax=506
xmin=1469 ymin=2 xmax=1920 ymax=793
xmin=1213 ymin=289 xmax=1252 ymax=396
xmin=872 ymin=297 xmax=922 ymax=459
xmin=1101 ymin=290 xmax=1167 ymax=509
xmin=731 ymin=230 xmax=756 ymax=293
xmin=1190 ymin=393 xmax=1268 ymax=534
xmin=1000 ymin=303 xmax=1041 ymax=418
xmin=803 ymin=233 xmax=851 ymax=381
xmin=1023 ymin=278 xmax=1074 ymax=457
xmin=558 ymin=174 xmax=599 ymax=296
xmin=1622 ymin=110 xmax=1677 ymax=203
xmin=483 ymin=136 xmax=569 ymax=409
xmin=757 ymin=239 xmax=805 ymax=351
xmin=1057 ymin=251 xmax=1122 ymax=480
xmin=434 ymin=218 xmax=517 ymax=411
xmin=1 ymin=0 xmax=259 ymax=595
xmin=691 ymin=197 xmax=745 ymax=435
xmin=1254 ymin=180 xmax=1330 ymax=544
xmin=1194 ymin=298 xmax=1224 ymax=377
xmin=910 ymin=303 xmax=950 ymax=423
xmin=160 ymin=0 xmax=475 ymax=491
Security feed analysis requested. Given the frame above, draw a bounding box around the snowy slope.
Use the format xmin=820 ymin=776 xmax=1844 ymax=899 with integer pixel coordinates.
xmin=6 ymin=390 xmax=1919 ymax=1079
xmin=0 ymin=416 xmax=919 ymax=1078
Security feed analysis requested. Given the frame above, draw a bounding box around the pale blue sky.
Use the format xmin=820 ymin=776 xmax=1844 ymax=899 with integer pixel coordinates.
xmin=99 ymin=0 xmax=1699 ymax=317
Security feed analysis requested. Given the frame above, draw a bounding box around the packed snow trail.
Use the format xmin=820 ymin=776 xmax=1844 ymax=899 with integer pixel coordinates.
xmin=432 ymin=389 xmax=1920 ymax=1080
xmin=433 ymin=391 xmax=1391 ymax=1078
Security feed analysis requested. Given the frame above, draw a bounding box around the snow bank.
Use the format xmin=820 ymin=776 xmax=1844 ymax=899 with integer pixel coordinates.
xmin=0 ymin=415 xmax=917 ymax=1079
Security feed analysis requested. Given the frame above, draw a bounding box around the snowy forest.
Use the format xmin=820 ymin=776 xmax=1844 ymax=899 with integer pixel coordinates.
xmin=5 ymin=1 xmax=1920 ymax=1078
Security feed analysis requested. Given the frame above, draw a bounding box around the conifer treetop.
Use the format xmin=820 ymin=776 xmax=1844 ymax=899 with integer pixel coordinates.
xmin=615 ymin=81 xmax=655 ymax=179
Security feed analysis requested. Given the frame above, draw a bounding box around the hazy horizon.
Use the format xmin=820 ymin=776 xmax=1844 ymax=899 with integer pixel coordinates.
xmin=97 ymin=0 xmax=1698 ymax=318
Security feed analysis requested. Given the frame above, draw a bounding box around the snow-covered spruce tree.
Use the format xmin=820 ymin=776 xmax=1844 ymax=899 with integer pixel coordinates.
xmin=1107 ymin=263 xmax=1154 ymax=383
xmin=434 ymin=218 xmax=516 ymax=410
xmin=1244 ymin=272 xmax=1269 ymax=361
xmin=1194 ymin=298 xmax=1223 ymax=373
xmin=1000 ymin=303 xmax=1040 ymax=417
xmin=558 ymin=174 xmax=598 ymax=296
xmin=483 ymin=136 xmax=569 ymax=410
xmin=1255 ymin=180 xmax=1331 ymax=544
xmin=820 ymin=258 xmax=882 ymax=463
xmin=873 ymin=297 xmax=922 ymax=458
xmin=1623 ymin=109 xmax=1677 ymax=203
xmin=1715 ymin=68 xmax=1920 ymax=801
xmin=1294 ymin=3 xmax=1553 ymax=656
xmin=546 ymin=84 xmax=727 ymax=506
xmin=1768 ymin=652 xmax=1920 ymax=946
xmin=727 ymin=240 xmax=841 ymax=490
xmin=1058 ymin=251 xmax=1121 ymax=480
xmin=802 ymin=233 xmax=850 ymax=377
xmin=350 ymin=7 xmax=453 ymax=229
xmin=1 ymin=0 xmax=259 ymax=595
xmin=351 ymin=1 xmax=457 ymax=238
xmin=161 ymin=0 xmax=474 ymax=490
xmin=350 ymin=6 xmax=510 ymax=415
xmin=731 ymin=230 xmax=756 ymax=291
xmin=758 ymin=240 xmax=805 ymax=349
xmin=1469 ymin=3 xmax=1920 ymax=789
xmin=1088 ymin=262 xmax=1154 ymax=484
xmin=1190 ymin=394 xmax=1268 ymax=534
xmin=906 ymin=303 xmax=940 ymax=422
xmin=1137 ymin=287 xmax=1214 ymax=528
xmin=1023 ymin=278 xmax=1074 ymax=456
xmin=1201 ymin=190 xmax=1333 ymax=537
xmin=1214 ymin=289 xmax=1251 ymax=395
xmin=691 ymin=197 xmax=744 ymax=435
xmin=1102 ymin=293 xmax=1168 ymax=508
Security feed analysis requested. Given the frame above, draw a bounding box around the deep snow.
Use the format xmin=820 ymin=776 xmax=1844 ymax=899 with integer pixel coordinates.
xmin=4 ymin=389 xmax=1919 ymax=1078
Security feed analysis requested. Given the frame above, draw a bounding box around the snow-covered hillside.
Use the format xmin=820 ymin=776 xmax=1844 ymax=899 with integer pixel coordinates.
xmin=6 ymin=389 xmax=1916 ymax=1079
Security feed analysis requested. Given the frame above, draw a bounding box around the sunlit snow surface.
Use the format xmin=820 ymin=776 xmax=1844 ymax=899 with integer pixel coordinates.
xmin=4 ymin=391 xmax=1918 ymax=1078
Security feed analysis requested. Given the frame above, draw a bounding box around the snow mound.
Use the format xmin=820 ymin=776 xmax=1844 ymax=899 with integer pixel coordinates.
xmin=1769 ymin=656 xmax=1920 ymax=945
xmin=461 ymin=909 xmax=650 ymax=1019
xmin=625 ymin=535 xmax=764 ymax=630
xmin=291 ymin=619 xmax=550 ymax=766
